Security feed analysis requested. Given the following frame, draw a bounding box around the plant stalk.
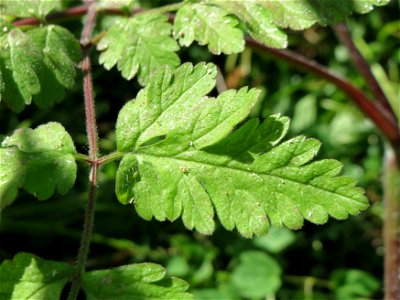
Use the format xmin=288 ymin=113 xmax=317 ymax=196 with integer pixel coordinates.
xmin=383 ymin=145 xmax=400 ymax=300
xmin=67 ymin=1 xmax=99 ymax=299
xmin=333 ymin=22 xmax=397 ymax=120
xmin=246 ymin=37 xmax=400 ymax=162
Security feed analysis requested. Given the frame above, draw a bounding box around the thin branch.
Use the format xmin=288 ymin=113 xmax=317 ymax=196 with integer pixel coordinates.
xmin=96 ymin=151 xmax=124 ymax=165
xmin=12 ymin=5 xmax=90 ymax=26
xmin=383 ymin=146 xmax=400 ymax=300
xmin=67 ymin=1 xmax=99 ymax=299
xmin=333 ymin=22 xmax=397 ymax=120
xmin=246 ymin=37 xmax=400 ymax=149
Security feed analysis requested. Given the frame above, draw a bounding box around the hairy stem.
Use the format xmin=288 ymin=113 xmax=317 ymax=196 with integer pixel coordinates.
xmin=96 ymin=151 xmax=124 ymax=165
xmin=383 ymin=146 xmax=400 ymax=300
xmin=67 ymin=1 xmax=98 ymax=299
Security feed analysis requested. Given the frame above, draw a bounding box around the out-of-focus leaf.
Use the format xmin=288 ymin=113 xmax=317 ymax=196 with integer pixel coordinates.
xmin=0 ymin=0 xmax=64 ymax=18
xmin=0 ymin=122 xmax=77 ymax=211
xmin=231 ymin=251 xmax=281 ymax=298
xmin=0 ymin=252 xmax=74 ymax=300
xmin=82 ymin=263 xmax=193 ymax=299
xmin=331 ymin=269 xmax=380 ymax=299
xmin=253 ymin=227 xmax=296 ymax=253
xmin=291 ymin=95 xmax=317 ymax=133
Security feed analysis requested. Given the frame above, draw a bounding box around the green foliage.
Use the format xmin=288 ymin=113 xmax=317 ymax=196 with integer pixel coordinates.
xmin=0 ymin=252 xmax=74 ymax=299
xmin=0 ymin=25 xmax=81 ymax=112
xmin=0 ymin=0 xmax=64 ymax=18
xmin=209 ymin=0 xmax=389 ymax=47
xmin=0 ymin=122 xmax=77 ymax=211
xmin=209 ymin=1 xmax=287 ymax=48
xmin=252 ymin=227 xmax=296 ymax=253
xmin=331 ymin=269 xmax=380 ymax=299
xmin=0 ymin=253 xmax=193 ymax=300
xmin=82 ymin=263 xmax=193 ymax=299
xmin=115 ymin=62 xmax=369 ymax=237
xmin=231 ymin=251 xmax=282 ymax=298
xmin=0 ymin=1 xmax=394 ymax=299
xmin=97 ymin=13 xmax=180 ymax=85
xmin=173 ymin=3 xmax=244 ymax=54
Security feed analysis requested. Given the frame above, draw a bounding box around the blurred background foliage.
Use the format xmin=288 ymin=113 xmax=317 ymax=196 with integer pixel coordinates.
xmin=0 ymin=1 xmax=399 ymax=299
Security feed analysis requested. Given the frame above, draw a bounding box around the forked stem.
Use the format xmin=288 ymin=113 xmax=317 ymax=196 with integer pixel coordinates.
xmin=67 ymin=1 xmax=99 ymax=299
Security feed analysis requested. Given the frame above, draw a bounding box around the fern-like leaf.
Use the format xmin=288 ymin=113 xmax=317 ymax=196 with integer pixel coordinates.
xmin=115 ymin=63 xmax=369 ymax=237
xmin=97 ymin=13 xmax=180 ymax=85
xmin=0 ymin=26 xmax=81 ymax=112
xmin=0 ymin=122 xmax=77 ymax=211
xmin=173 ymin=3 xmax=244 ymax=54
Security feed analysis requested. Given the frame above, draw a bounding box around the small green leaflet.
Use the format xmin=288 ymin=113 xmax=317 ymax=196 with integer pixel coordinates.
xmin=82 ymin=263 xmax=193 ymax=300
xmin=95 ymin=0 xmax=135 ymax=10
xmin=209 ymin=1 xmax=287 ymax=49
xmin=0 ymin=25 xmax=81 ymax=112
xmin=0 ymin=252 xmax=74 ymax=299
xmin=115 ymin=63 xmax=369 ymax=237
xmin=207 ymin=0 xmax=389 ymax=47
xmin=231 ymin=251 xmax=282 ymax=298
xmin=173 ymin=3 xmax=244 ymax=54
xmin=97 ymin=13 xmax=180 ymax=85
xmin=0 ymin=122 xmax=77 ymax=211
xmin=0 ymin=0 xmax=64 ymax=18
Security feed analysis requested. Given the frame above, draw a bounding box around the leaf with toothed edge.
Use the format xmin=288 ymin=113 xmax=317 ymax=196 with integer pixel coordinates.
xmin=97 ymin=13 xmax=180 ymax=85
xmin=0 ymin=0 xmax=64 ymax=18
xmin=0 ymin=122 xmax=77 ymax=211
xmin=0 ymin=252 xmax=74 ymax=300
xmin=82 ymin=263 xmax=193 ymax=300
xmin=115 ymin=62 xmax=369 ymax=237
xmin=173 ymin=3 xmax=245 ymax=54
xmin=207 ymin=0 xmax=389 ymax=48
xmin=0 ymin=25 xmax=81 ymax=112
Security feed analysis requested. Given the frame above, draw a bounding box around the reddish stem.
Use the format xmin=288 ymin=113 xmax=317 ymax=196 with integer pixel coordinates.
xmin=246 ymin=37 xmax=400 ymax=152
xmin=67 ymin=1 xmax=99 ymax=299
xmin=333 ymin=22 xmax=396 ymax=120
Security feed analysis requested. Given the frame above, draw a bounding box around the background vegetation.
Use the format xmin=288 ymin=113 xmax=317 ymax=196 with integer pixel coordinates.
xmin=1 ymin=1 xmax=399 ymax=299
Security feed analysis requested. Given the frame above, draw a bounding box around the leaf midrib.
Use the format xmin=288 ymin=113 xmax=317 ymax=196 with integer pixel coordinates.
xmin=123 ymin=150 xmax=365 ymax=205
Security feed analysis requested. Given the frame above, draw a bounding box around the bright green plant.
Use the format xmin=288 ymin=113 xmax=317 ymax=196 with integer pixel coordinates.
xmin=1 ymin=0 xmax=398 ymax=299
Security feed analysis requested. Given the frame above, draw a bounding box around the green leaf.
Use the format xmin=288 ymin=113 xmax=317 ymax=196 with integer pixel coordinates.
xmin=82 ymin=263 xmax=193 ymax=300
xmin=173 ymin=3 xmax=244 ymax=54
xmin=255 ymin=0 xmax=389 ymax=29
xmin=0 ymin=252 xmax=74 ymax=300
xmin=95 ymin=0 xmax=135 ymax=10
xmin=331 ymin=269 xmax=380 ymax=299
xmin=0 ymin=122 xmax=77 ymax=211
xmin=115 ymin=63 xmax=369 ymax=237
xmin=231 ymin=251 xmax=281 ymax=298
xmin=253 ymin=227 xmax=296 ymax=253
xmin=0 ymin=0 xmax=64 ymax=18
xmin=207 ymin=1 xmax=287 ymax=48
xmin=97 ymin=13 xmax=180 ymax=85
xmin=0 ymin=26 xmax=81 ymax=112
xmin=291 ymin=95 xmax=317 ymax=133
xmin=209 ymin=0 xmax=389 ymax=47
